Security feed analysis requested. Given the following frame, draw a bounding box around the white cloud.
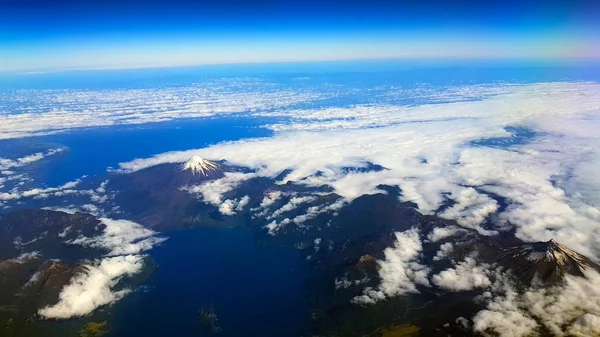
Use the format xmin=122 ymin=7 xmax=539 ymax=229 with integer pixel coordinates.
xmin=432 ymin=257 xmax=492 ymax=291
xmin=217 ymin=196 xmax=249 ymax=215
xmin=0 ymin=82 xmax=324 ymax=140
xmin=23 ymin=271 xmax=43 ymax=288
xmin=268 ymin=196 xmax=317 ymax=219
xmin=473 ymin=268 xmax=600 ymax=337
xmin=438 ymin=187 xmax=499 ymax=234
xmin=432 ymin=242 xmax=454 ymax=261
xmin=0 ymin=179 xmax=82 ymax=201
xmin=473 ymin=287 xmax=539 ymax=337
xmin=264 ymin=199 xmax=345 ymax=235
xmin=68 ymin=218 xmax=166 ymax=256
xmin=265 ymin=218 xmax=291 ymax=235
xmin=258 ymin=191 xmax=283 ymax=209
xmin=42 ymin=206 xmax=78 ymax=215
xmin=0 ymin=148 xmax=64 ymax=171
xmin=236 ymin=195 xmax=250 ymax=211
xmin=427 ymin=226 xmax=464 ymax=243
xmin=181 ymin=172 xmax=256 ymax=206
xmin=353 ymin=228 xmax=430 ymax=304
xmin=38 ymin=217 xmax=166 ymax=320
xmin=117 ymin=82 xmax=600 ymax=261
xmin=455 ymin=146 xmax=600 ymax=259
xmin=38 ymin=255 xmax=145 ymax=319
xmin=10 ymin=251 xmax=41 ymax=263
xmin=252 ymin=190 xmax=284 ymax=217
xmin=569 ymin=314 xmax=600 ymax=337
xmin=291 ymin=199 xmax=345 ymax=225
xmin=217 ymin=200 xmax=237 ymax=215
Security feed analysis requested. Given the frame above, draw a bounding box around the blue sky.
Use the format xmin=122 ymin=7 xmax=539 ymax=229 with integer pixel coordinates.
xmin=1 ymin=0 xmax=599 ymax=72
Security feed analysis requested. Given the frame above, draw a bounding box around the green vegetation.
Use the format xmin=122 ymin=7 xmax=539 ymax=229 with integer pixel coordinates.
xmin=380 ymin=325 xmax=420 ymax=337
xmin=78 ymin=321 xmax=108 ymax=337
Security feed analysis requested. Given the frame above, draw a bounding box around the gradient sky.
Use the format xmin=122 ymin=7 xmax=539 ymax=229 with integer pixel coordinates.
xmin=1 ymin=0 xmax=599 ymax=72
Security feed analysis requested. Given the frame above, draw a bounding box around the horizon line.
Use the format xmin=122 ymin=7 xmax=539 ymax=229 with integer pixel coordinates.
xmin=4 ymin=56 xmax=600 ymax=77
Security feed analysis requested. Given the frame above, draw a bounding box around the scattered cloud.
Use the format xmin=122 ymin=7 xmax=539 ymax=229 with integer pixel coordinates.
xmin=0 ymin=81 xmax=325 ymax=139
xmin=0 ymin=179 xmax=82 ymax=201
xmin=265 ymin=218 xmax=291 ymax=235
xmin=181 ymin=172 xmax=256 ymax=206
xmin=472 ymin=268 xmax=600 ymax=336
xmin=68 ymin=218 xmax=166 ymax=256
xmin=569 ymin=314 xmax=600 ymax=337
xmin=258 ymin=191 xmax=283 ymax=209
xmin=264 ymin=199 xmax=345 ymax=235
xmin=217 ymin=196 xmax=250 ymax=215
xmin=353 ymin=228 xmax=430 ymax=304
xmin=438 ymin=187 xmax=499 ymax=235
xmin=10 ymin=251 xmax=41 ymax=263
xmin=252 ymin=190 xmax=284 ymax=217
xmin=291 ymin=199 xmax=345 ymax=225
xmin=432 ymin=242 xmax=454 ymax=261
xmin=0 ymin=148 xmax=64 ymax=171
xmin=426 ymin=226 xmax=465 ymax=243
xmin=432 ymin=257 xmax=492 ymax=291
xmin=268 ymin=196 xmax=317 ymax=219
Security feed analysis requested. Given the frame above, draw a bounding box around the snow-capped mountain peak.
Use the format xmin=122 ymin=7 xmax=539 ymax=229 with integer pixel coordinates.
xmin=499 ymin=239 xmax=599 ymax=284
xmin=181 ymin=156 xmax=219 ymax=176
xmin=518 ymin=239 xmax=586 ymax=265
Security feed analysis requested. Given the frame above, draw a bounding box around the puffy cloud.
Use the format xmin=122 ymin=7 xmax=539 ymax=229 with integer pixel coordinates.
xmin=236 ymin=195 xmax=250 ymax=211
xmin=217 ymin=196 xmax=250 ymax=215
xmin=455 ymin=146 xmax=600 ymax=259
xmin=68 ymin=218 xmax=166 ymax=256
xmin=218 ymin=200 xmax=237 ymax=216
xmin=38 ymin=255 xmax=145 ymax=319
xmin=432 ymin=257 xmax=492 ymax=291
xmin=432 ymin=242 xmax=454 ymax=261
xmin=569 ymin=314 xmax=600 ymax=337
xmin=258 ymin=191 xmax=283 ymax=209
xmin=473 ymin=268 xmax=600 ymax=337
xmin=426 ymin=226 xmax=464 ymax=242
xmin=473 ymin=287 xmax=539 ymax=337
xmin=265 ymin=218 xmax=291 ymax=235
xmin=39 ymin=217 xmax=167 ymax=320
xmin=438 ymin=187 xmax=499 ymax=234
xmin=252 ymin=191 xmax=284 ymax=217
xmin=354 ymin=228 xmax=430 ymax=304
xmin=181 ymin=172 xmax=256 ymax=206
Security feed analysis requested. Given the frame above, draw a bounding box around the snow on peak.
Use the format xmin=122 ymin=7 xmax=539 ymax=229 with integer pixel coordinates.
xmin=519 ymin=239 xmax=587 ymax=266
xmin=181 ymin=156 xmax=219 ymax=176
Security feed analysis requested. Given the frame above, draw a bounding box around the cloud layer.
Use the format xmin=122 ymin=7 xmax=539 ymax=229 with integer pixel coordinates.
xmin=0 ymin=80 xmax=325 ymax=139
xmin=119 ymin=82 xmax=600 ymax=260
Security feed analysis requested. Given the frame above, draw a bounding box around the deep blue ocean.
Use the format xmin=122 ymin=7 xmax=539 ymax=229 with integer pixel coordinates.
xmin=110 ymin=228 xmax=309 ymax=337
